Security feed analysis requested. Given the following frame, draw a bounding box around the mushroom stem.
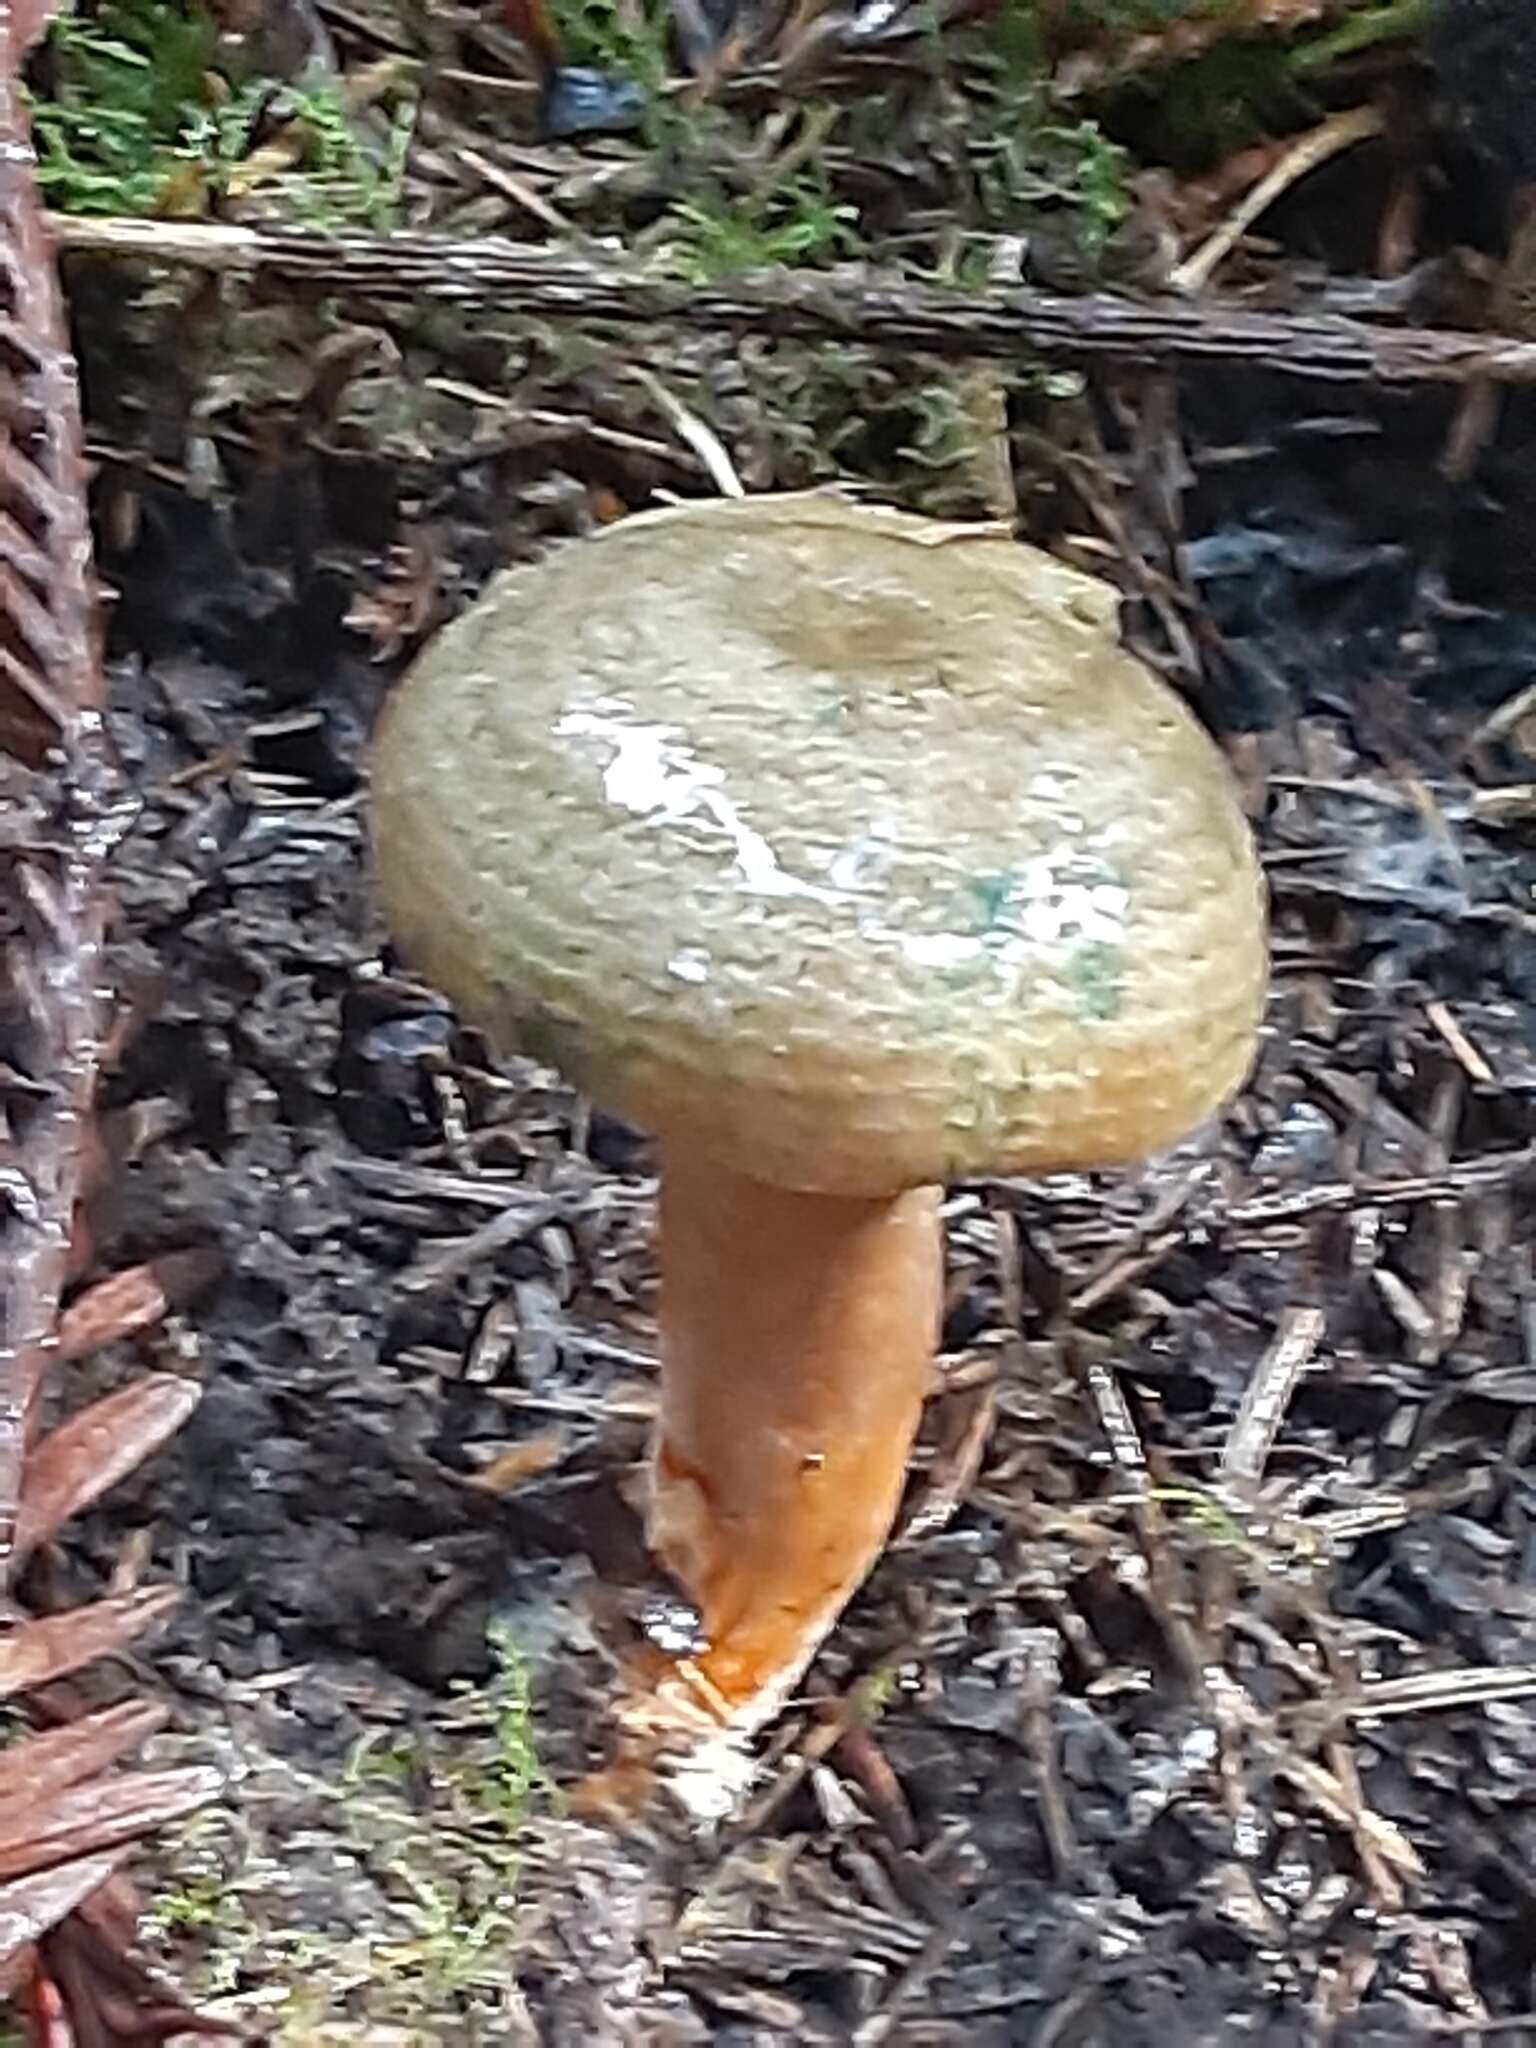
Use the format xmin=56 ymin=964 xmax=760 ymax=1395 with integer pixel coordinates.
xmin=648 ymin=1143 xmax=942 ymax=1734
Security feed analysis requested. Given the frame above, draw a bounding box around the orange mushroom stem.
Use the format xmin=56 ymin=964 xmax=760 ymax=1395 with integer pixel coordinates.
xmin=648 ymin=1145 xmax=942 ymax=1729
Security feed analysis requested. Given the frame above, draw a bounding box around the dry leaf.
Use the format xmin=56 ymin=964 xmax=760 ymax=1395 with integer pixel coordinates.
xmin=0 ymin=1766 xmax=223 ymax=1882
xmin=0 ymin=1702 xmax=167 ymax=1826
xmin=0 ymin=1852 xmax=128 ymax=1965
xmin=470 ymin=1434 xmax=566 ymax=1494
xmin=15 ymin=1377 xmax=203 ymax=1565
xmin=0 ymin=1588 xmax=179 ymax=1701
xmin=58 ymin=1249 xmax=221 ymax=1365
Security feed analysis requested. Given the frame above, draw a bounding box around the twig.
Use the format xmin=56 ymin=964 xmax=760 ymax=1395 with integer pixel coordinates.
xmin=900 ymin=1377 xmax=996 ymax=1540
xmin=1228 ymin=1146 xmax=1534 ymax=1228
xmin=1019 ymin=1631 xmax=1075 ymax=1880
xmin=629 ymin=366 xmax=745 ymax=497
xmin=831 ymin=1718 xmax=915 ymax=1847
xmin=47 ymin=215 xmax=1536 ymax=391
xmin=1077 ymin=1351 xmax=1148 ymax=1486
xmin=1346 ymin=1664 xmax=1536 ymax=1721
xmin=1321 ymin=1728 xmax=1403 ymax=1911
xmin=1219 ymin=1306 xmax=1326 ymax=1490
xmin=1425 ymin=999 xmax=1495 ymax=1083
xmin=398 ymin=1196 xmax=559 ymax=1294
xmin=1472 ymin=678 xmax=1536 ymax=746
xmin=1061 ymin=1147 xmax=1532 ymax=1319
xmin=1172 ymin=106 xmax=1386 ymax=294
xmin=458 ymin=145 xmax=573 ymax=238
xmin=743 ymin=100 xmax=842 ymax=215
xmin=1312 ymin=1636 xmax=1405 ymax=1911
xmin=852 ymin=1920 xmax=957 ymax=2046
xmin=735 ymin=1675 xmax=890 ymax=1837
xmin=1266 ymin=1740 xmax=1423 ymax=1888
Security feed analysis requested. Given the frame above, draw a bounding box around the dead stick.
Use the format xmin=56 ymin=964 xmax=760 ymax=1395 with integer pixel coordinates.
xmin=0 ymin=87 xmax=110 ymax=1569
xmin=1172 ymin=105 xmax=1386 ymax=294
xmin=48 ymin=214 xmax=1536 ymax=390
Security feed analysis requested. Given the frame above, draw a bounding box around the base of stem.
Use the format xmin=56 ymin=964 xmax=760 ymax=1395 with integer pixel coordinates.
xmin=638 ymin=1145 xmax=941 ymax=1785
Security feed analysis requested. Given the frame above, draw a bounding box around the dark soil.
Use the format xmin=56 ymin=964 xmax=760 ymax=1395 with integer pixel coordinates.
xmin=40 ymin=356 xmax=1536 ymax=2044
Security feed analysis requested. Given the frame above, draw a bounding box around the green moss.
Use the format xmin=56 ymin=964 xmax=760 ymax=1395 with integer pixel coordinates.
xmin=27 ymin=0 xmax=218 ymax=215
xmin=462 ymin=1618 xmax=549 ymax=1827
xmin=218 ymin=76 xmax=417 ymax=231
xmin=855 ymin=1662 xmax=902 ymax=1721
xmin=545 ymin=0 xmax=671 ymax=93
xmin=661 ymin=171 xmax=863 ymax=282
xmin=1109 ymin=35 xmax=1313 ymax=166
xmin=145 ymin=1626 xmax=551 ymax=2031
xmin=26 ymin=0 xmax=413 ymax=225
xmin=1052 ymin=119 xmax=1132 ymax=253
xmin=965 ymin=49 xmax=1133 ymax=257
xmin=151 ymin=1867 xmax=234 ymax=1934
xmin=1289 ymin=0 xmax=1434 ymax=72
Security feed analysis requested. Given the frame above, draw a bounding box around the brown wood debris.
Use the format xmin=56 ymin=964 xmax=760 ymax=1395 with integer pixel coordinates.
xmin=0 ymin=8 xmax=225 ymax=2035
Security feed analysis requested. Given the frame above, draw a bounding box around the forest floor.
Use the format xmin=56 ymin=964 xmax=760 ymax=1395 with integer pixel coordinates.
xmin=15 ymin=0 xmax=1536 ymax=2040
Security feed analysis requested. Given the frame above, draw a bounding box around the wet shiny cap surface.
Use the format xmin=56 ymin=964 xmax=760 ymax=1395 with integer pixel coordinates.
xmin=370 ymin=492 xmax=1268 ymax=1195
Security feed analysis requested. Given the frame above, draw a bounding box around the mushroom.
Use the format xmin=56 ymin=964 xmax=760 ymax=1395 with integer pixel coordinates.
xmin=369 ymin=492 xmax=1267 ymax=1805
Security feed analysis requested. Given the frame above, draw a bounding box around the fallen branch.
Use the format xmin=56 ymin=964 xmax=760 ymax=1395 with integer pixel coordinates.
xmin=49 ymin=213 xmax=1536 ymax=390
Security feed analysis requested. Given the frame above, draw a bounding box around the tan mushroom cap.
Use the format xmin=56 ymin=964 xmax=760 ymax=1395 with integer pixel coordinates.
xmin=370 ymin=493 xmax=1267 ymax=1198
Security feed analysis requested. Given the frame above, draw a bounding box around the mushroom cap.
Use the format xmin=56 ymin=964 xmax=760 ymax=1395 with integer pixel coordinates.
xmin=370 ymin=493 xmax=1267 ymax=1197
